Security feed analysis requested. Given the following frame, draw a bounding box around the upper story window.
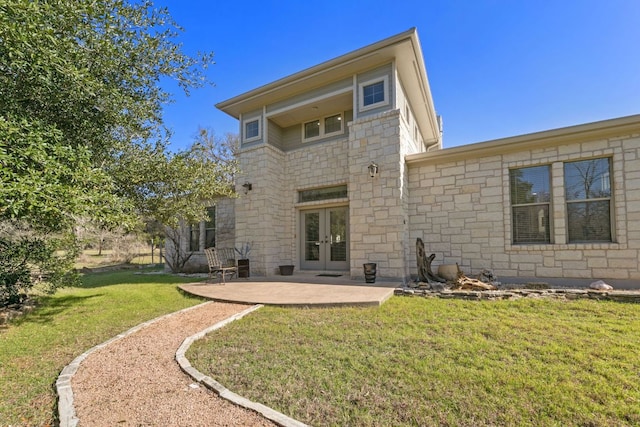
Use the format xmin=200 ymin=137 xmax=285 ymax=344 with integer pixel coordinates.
xmin=243 ymin=118 xmax=261 ymax=142
xmin=564 ymin=158 xmax=612 ymax=242
xmin=358 ymin=75 xmax=389 ymax=112
xmin=510 ymin=165 xmax=551 ymax=244
xmin=302 ymin=113 xmax=343 ymax=142
xmin=304 ymin=120 xmax=320 ymax=139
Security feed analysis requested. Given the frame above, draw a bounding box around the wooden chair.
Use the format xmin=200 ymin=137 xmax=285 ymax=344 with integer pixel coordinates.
xmin=204 ymin=248 xmax=237 ymax=284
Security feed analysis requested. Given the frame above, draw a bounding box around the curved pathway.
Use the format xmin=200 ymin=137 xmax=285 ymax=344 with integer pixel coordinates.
xmin=63 ymin=302 xmax=277 ymax=426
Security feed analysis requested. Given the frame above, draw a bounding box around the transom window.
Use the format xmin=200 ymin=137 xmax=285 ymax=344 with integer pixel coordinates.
xmin=564 ymin=158 xmax=612 ymax=242
xmin=302 ymin=113 xmax=343 ymax=142
xmin=510 ymin=165 xmax=551 ymax=244
xmin=299 ymin=185 xmax=348 ymax=203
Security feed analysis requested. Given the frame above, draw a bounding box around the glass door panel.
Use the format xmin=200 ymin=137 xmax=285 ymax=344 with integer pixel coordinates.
xmin=303 ymin=211 xmax=320 ymax=262
xmin=301 ymin=207 xmax=348 ymax=271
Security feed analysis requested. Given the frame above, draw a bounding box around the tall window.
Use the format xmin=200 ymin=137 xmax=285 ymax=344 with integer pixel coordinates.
xmin=510 ymin=165 xmax=551 ymax=243
xmin=189 ymin=224 xmax=200 ymax=252
xmin=564 ymin=158 xmax=612 ymax=242
xmin=204 ymin=206 xmax=216 ymax=248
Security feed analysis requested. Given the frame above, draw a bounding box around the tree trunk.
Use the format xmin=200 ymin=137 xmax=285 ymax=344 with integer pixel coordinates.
xmin=416 ymin=238 xmax=446 ymax=283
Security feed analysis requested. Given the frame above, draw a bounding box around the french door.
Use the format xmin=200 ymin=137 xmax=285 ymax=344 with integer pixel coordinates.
xmin=300 ymin=206 xmax=349 ymax=271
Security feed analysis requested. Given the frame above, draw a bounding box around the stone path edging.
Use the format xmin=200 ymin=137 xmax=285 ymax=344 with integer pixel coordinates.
xmin=176 ymin=304 xmax=309 ymax=427
xmin=56 ymin=301 xmax=213 ymax=427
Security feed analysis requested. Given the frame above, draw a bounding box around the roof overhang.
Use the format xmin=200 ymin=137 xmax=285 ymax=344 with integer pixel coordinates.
xmin=216 ymin=28 xmax=440 ymax=143
xmin=406 ymin=114 xmax=640 ymax=166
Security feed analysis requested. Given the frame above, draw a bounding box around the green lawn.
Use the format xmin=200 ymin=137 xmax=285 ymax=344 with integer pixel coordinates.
xmin=188 ymin=297 xmax=640 ymax=427
xmin=0 ymin=270 xmax=202 ymax=426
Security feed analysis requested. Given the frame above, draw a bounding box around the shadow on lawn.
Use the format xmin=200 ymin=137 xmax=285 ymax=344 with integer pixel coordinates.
xmin=11 ymin=294 xmax=103 ymax=326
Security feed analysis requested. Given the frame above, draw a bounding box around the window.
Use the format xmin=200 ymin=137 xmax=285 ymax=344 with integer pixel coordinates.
xmin=299 ymin=185 xmax=348 ymax=203
xmin=363 ymin=81 xmax=384 ymax=106
xmin=189 ymin=224 xmax=200 ymax=252
xmin=564 ymin=158 xmax=612 ymax=242
xmin=204 ymin=206 xmax=216 ymax=248
xmin=358 ymin=76 xmax=389 ymax=111
xmin=243 ymin=118 xmax=260 ymax=141
xmin=304 ymin=120 xmax=320 ymax=139
xmin=510 ymin=165 xmax=551 ymax=244
xmin=302 ymin=113 xmax=343 ymax=142
xmin=324 ymin=114 xmax=342 ymax=134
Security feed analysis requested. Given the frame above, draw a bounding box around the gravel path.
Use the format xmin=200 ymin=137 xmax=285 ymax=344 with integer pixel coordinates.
xmin=71 ymin=302 xmax=276 ymax=426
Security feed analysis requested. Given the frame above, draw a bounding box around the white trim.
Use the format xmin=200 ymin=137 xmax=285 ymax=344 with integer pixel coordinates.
xmin=301 ymin=112 xmax=344 ymax=143
xmin=243 ymin=117 xmax=261 ymax=143
xmin=358 ymin=75 xmax=389 ymax=112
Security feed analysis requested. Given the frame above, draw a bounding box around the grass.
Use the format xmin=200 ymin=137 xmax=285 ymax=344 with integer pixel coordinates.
xmin=74 ymin=248 xmax=162 ymax=269
xmin=0 ymin=269 xmax=202 ymax=426
xmin=188 ymin=297 xmax=640 ymax=427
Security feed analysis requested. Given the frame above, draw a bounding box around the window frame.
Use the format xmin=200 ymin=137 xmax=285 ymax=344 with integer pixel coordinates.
xmin=243 ymin=118 xmax=261 ymax=142
xmin=509 ymin=165 xmax=552 ymax=244
xmin=358 ymin=75 xmax=389 ymax=112
xmin=564 ymin=157 xmax=613 ymax=243
xmin=302 ymin=112 xmax=344 ymax=142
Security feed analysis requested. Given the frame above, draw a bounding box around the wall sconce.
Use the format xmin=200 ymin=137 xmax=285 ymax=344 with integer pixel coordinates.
xmin=242 ymin=182 xmax=252 ymax=195
xmin=368 ymin=162 xmax=379 ymax=178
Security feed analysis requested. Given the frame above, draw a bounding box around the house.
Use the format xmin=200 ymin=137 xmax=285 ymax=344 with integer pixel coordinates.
xmin=180 ymin=28 xmax=640 ymax=285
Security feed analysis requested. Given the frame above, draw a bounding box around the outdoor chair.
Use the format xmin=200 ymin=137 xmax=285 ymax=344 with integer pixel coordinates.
xmin=204 ymin=247 xmax=237 ymax=284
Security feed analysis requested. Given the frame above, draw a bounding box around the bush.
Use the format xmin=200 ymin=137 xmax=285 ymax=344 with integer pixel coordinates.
xmin=0 ymin=230 xmax=79 ymax=307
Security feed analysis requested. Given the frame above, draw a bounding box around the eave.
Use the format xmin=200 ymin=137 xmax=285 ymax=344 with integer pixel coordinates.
xmin=216 ymin=28 xmax=439 ymax=142
xmin=406 ymin=114 xmax=640 ymax=166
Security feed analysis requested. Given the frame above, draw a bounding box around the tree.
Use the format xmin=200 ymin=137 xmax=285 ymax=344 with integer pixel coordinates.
xmin=0 ymin=0 xmax=223 ymax=302
xmin=140 ymin=130 xmax=238 ymax=272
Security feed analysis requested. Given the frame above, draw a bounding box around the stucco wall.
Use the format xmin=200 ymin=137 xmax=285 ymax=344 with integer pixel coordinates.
xmin=408 ymin=133 xmax=640 ymax=281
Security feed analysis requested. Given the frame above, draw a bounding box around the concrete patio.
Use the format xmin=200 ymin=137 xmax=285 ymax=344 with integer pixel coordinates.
xmin=179 ymin=273 xmax=398 ymax=307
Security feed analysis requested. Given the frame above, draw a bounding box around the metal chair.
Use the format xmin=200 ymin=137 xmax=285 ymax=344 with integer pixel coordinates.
xmin=204 ymin=248 xmax=237 ymax=284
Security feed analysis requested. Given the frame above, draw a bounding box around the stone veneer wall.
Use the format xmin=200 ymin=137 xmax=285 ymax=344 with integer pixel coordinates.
xmin=284 ymin=138 xmax=350 ymax=268
xmin=348 ymin=110 xmax=410 ymax=280
xmin=234 ymin=144 xmax=286 ymax=275
xmin=407 ymin=133 xmax=640 ymax=281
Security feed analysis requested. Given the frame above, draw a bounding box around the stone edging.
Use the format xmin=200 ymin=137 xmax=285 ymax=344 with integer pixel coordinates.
xmin=176 ymin=304 xmax=309 ymax=427
xmin=56 ymin=301 xmax=214 ymax=427
xmin=395 ymin=287 xmax=640 ymax=302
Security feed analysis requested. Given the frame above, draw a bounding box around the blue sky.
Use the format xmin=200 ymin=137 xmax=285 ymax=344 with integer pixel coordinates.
xmin=156 ymin=0 xmax=640 ymax=151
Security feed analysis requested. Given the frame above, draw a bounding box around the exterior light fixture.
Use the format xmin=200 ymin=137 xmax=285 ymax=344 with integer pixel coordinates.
xmin=368 ymin=162 xmax=379 ymax=178
xmin=242 ymin=182 xmax=252 ymax=194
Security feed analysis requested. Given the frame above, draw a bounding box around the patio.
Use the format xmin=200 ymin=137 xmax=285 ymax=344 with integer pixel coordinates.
xmin=179 ymin=273 xmax=398 ymax=307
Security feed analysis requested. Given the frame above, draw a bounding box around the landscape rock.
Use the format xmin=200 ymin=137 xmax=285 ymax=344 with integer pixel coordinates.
xmin=590 ymin=280 xmax=613 ymax=291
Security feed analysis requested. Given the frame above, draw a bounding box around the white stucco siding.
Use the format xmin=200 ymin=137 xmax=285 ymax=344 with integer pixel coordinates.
xmin=407 ymin=133 xmax=640 ymax=281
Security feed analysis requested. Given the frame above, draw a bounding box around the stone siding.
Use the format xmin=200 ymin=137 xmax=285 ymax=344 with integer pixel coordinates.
xmin=408 ymin=133 xmax=640 ymax=281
